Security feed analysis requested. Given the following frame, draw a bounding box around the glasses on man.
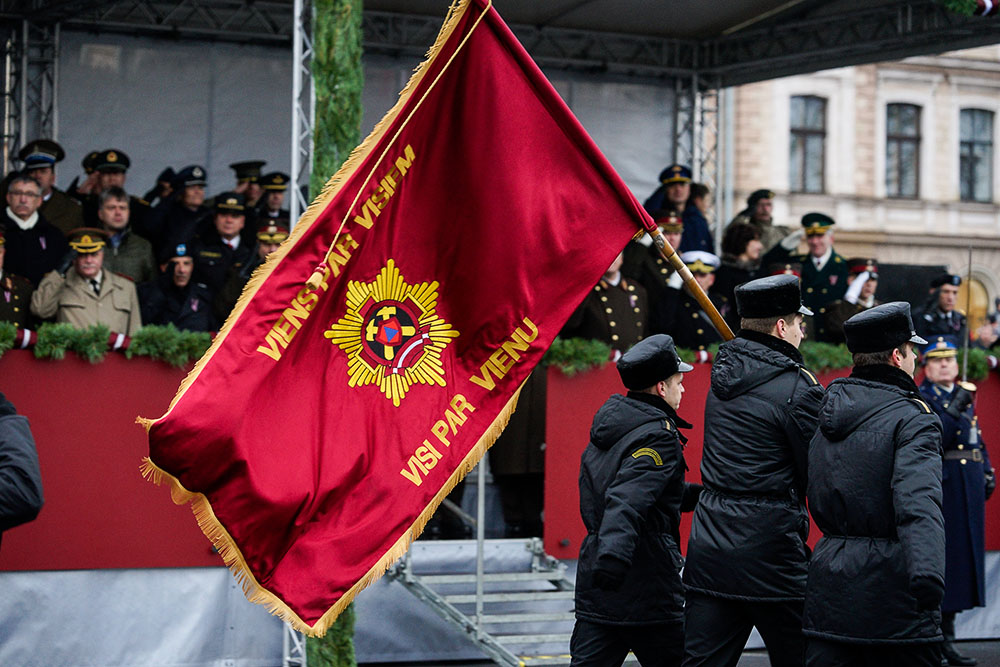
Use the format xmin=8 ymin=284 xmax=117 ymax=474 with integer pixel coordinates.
xmin=8 ymin=190 xmax=40 ymax=198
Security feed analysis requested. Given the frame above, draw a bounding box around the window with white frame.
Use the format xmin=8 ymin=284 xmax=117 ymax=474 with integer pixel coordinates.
xmin=789 ymin=95 xmax=826 ymax=193
xmin=960 ymin=108 xmax=993 ymax=203
xmin=886 ymin=103 xmax=920 ymax=198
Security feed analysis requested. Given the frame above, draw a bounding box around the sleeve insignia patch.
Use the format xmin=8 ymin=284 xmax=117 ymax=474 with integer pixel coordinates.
xmin=631 ymin=447 xmax=663 ymax=466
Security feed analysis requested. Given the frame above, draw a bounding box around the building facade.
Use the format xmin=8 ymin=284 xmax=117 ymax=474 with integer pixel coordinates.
xmin=732 ymin=46 xmax=1000 ymax=331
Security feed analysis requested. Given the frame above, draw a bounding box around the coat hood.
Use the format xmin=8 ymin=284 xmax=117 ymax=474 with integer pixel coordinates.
xmin=819 ymin=364 xmax=920 ymax=441
xmin=589 ymin=393 xmax=688 ymax=451
xmin=711 ymin=330 xmax=803 ymax=400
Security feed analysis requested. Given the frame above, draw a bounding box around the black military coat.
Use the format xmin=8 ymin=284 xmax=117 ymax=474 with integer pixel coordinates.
xmin=805 ymin=364 xmax=944 ymax=644
xmin=710 ymin=257 xmax=759 ymax=333
xmin=683 ymin=330 xmax=824 ymax=601
xmin=0 ymin=270 xmax=33 ymax=327
xmin=915 ymin=307 xmax=968 ymax=344
xmin=139 ymin=275 xmax=218 ymax=333
xmin=1 ymin=211 xmax=69 ymax=286
xmin=622 ymin=239 xmax=675 ymax=310
xmin=576 ymin=392 xmax=699 ymax=625
xmin=0 ymin=393 xmax=44 ymax=549
xmin=191 ymin=230 xmax=254 ymax=296
xmin=560 ymin=276 xmax=647 ymax=352
xmin=650 ymin=285 xmax=724 ymax=351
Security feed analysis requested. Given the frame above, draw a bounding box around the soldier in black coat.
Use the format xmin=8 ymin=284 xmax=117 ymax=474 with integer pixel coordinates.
xmin=650 ymin=250 xmax=724 ymax=354
xmin=916 ymin=273 xmax=968 ymax=344
xmin=561 ymin=251 xmax=648 ymax=355
xmin=191 ymin=193 xmax=254 ymax=296
xmin=572 ymin=335 xmax=701 ymax=667
xmin=0 ymin=391 xmax=44 ymax=549
xmin=0 ymin=228 xmax=33 ymax=327
xmin=139 ymin=243 xmax=217 ymax=333
xmin=682 ymin=274 xmax=824 ymax=667
xmin=622 ymin=211 xmax=683 ymax=312
xmin=804 ymin=302 xmax=943 ymax=666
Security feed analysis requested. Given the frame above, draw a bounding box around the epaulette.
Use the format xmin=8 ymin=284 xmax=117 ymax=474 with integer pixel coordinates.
xmin=834 ymin=255 xmax=843 ymax=263
xmin=798 ymin=367 xmax=819 ymax=385
xmin=134 ymin=197 xmax=150 ymax=206
xmin=908 ymin=397 xmax=932 ymax=414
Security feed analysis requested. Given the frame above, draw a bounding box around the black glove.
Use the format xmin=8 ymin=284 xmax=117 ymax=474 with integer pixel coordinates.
xmin=593 ymin=555 xmax=630 ymax=591
xmin=0 ymin=391 xmax=16 ymax=418
xmin=986 ymin=470 xmax=996 ymax=501
xmin=681 ymin=483 xmax=704 ymax=512
xmin=57 ymin=249 xmax=78 ymax=276
xmin=910 ymin=575 xmax=944 ymax=611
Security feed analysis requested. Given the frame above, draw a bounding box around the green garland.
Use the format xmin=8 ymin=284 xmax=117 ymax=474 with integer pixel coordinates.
xmin=798 ymin=341 xmax=854 ymax=374
xmin=0 ymin=322 xmax=15 ymax=356
xmin=306 ymin=603 xmax=357 ymax=667
xmin=125 ymin=324 xmax=212 ymax=368
xmin=542 ymin=337 xmax=611 ymax=375
xmin=934 ymin=0 xmax=978 ymax=16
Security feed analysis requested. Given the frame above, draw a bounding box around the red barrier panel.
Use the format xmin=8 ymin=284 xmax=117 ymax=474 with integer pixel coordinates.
xmin=0 ymin=351 xmax=219 ymax=571
xmin=2 ymin=351 xmax=997 ymax=570
xmin=544 ymin=363 xmax=1000 ymax=560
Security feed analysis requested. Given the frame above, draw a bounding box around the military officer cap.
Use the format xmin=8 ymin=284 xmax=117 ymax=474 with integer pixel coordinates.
xmin=747 ymin=189 xmax=775 ymax=207
xmin=18 ymin=139 xmax=65 ymax=169
xmin=617 ymin=334 xmax=693 ymax=390
xmin=658 ymin=164 xmax=692 ymax=185
xmin=214 ymin=191 xmax=246 ymax=214
xmin=844 ymin=301 xmax=927 ymax=353
xmin=67 ymin=227 xmax=108 ymax=254
xmin=681 ymin=251 xmax=720 ymax=274
xmin=95 ymin=149 xmax=131 ymax=173
xmin=736 ymin=274 xmax=813 ymax=319
xmin=801 ymin=212 xmax=835 ymax=236
xmin=922 ymin=335 xmax=958 ymax=360
xmin=174 ymin=165 xmax=208 ymax=188
xmin=847 ymin=257 xmax=879 ymax=278
xmin=261 ymin=172 xmax=290 ymax=191
xmin=257 ymin=222 xmax=289 ymax=244
xmin=652 ymin=210 xmax=683 ymax=233
xmin=82 ymin=151 xmax=100 ymax=174
xmin=156 ymin=167 xmax=176 ymax=184
xmin=930 ymin=273 xmax=962 ymax=288
xmin=230 ymin=160 xmax=266 ymax=184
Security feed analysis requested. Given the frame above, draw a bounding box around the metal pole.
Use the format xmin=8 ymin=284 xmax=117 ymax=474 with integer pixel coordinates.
xmin=475 ymin=459 xmax=486 ymax=634
xmin=723 ymin=86 xmax=735 ymax=232
xmin=962 ymin=245 xmax=973 ymax=382
xmin=19 ymin=20 xmax=27 ymax=148
xmin=290 ymin=0 xmax=303 ymax=227
xmin=51 ymin=23 xmax=59 ymax=140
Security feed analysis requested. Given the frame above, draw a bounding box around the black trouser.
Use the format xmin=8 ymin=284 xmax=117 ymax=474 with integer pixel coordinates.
xmin=805 ymin=637 xmax=942 ymax=667
xmin=682 ymin=592 xmax=804 ymax=667
xmin=570 ymin=618 xmax=683 ymax=667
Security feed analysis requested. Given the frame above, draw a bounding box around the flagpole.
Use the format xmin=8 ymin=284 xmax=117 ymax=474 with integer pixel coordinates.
xmin=645 ymin=226 xmax=735 ymax=341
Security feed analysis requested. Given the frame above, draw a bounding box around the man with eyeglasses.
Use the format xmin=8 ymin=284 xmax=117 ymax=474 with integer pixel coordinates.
xmin=1 ymin=173 xmax=69 ymax=286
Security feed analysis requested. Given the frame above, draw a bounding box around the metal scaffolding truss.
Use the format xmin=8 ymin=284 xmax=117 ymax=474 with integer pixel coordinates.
xmin=289 ymin=0 xmax=313 ymax=227
xmin=1 ymin=19 xmax=58 ymax=173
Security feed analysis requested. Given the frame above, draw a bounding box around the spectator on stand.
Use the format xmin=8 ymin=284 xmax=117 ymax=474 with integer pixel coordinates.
xmin=1 ymin=173 xmax=68 ymax=286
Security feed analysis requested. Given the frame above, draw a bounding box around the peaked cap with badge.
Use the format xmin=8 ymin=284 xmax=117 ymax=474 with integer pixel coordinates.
xmin=95 ymin=149 xmax=131 ymax=173
xmin=18 ymin=139 xmax=65 ymax=169
xmin=68 ymin=228 xmax=109 ymax=254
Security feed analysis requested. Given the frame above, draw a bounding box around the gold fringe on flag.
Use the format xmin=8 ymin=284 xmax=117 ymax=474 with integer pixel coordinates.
xmin=137 ymin=0 xmax=518 ymax=637
xmin=138 ymin=383 xmax=522 ymax=637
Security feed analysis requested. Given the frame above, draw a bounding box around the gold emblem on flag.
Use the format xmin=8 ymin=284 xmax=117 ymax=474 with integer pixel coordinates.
xmin=324 ymin=259 xmax=459 ymax=407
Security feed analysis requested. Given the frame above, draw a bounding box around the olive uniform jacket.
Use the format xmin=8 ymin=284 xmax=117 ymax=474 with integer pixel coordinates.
xmin=39 ymin=188 xmax=84 ymax=236
xmin=30 ymin=269 xmax=142 ymax=336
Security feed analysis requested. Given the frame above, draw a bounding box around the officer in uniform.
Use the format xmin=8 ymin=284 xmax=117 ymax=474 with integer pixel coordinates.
xmin=683 ymin=274 xmax=823 ymax=667
xmin=149 ymin=165 xmax=212 ymax=257
xmin=572 ymin=334 xmax=700 ymax=667
xmin=622 ymin=211 xmax=683 ymax=312
xmin=916 ymin=274 xmax=968 ymax=343
xmin=83 ymin=150 xmax=150 ymax=236
xmin=252 ymin=172 xmax=291 ymax=230
xmin=762 ymin=212 xmax=848 ymax=341
xmin=142 ymin=167 xmax=176 ymax=209
xmin=230 ymin=160 xmax=266 ymax=211
xmin=140 ymin=242 xmax=217 ymax=333
xmin=68 ymin=150 xmax=101 ymax=203
xmin=643 ymin=164 xmax=713 ymax=253
xmin=192 ymin=192 xmax=253 ymax=295
xmin=726 ymin=189 xmax=792 ymax=253
xmin=919 ymin=336 xmax=994 ymax=667
xmin=30 ymin=228 xmax=142 ymax=335
xmin=651 ymin=250 xmax=723 ymax=354
xmin=213 ymin=220 xmax=288 ymax=323
xmin=823 ymin=258 xmax=879 ymax=344
xmin=561 ymin=251 xmax=647 ymax=356
xmin=17 ymin=139 xmax=83 ymax=235
xmin=804 ymin=303 xmax=942 ymax=666
xmin=0 ymin=227 xmax=33 ymax=327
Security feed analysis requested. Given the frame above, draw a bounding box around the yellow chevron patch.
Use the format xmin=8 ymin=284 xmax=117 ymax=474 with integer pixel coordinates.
xmin=798 ymin=367 xmax=819 ymax=385
xmin=909 ymin=398 xmax=931 ymax=414
xmin=632 ymin=447 xmax=663 ymax=466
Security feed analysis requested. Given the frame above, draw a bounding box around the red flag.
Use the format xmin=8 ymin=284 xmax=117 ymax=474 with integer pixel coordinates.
xmin=142 ymin=0 xmax=649 ymax=635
